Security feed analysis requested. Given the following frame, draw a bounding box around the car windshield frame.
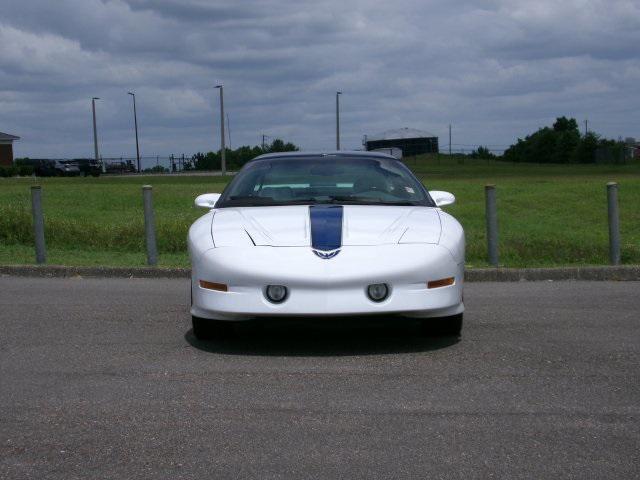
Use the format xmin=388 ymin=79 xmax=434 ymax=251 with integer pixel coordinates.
xmin=215 ymin=155 xmax=436 ymax=208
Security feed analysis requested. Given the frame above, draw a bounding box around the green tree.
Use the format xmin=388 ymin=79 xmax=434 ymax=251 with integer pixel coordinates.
xmin=503 ymin=116 xmax=607 ymax=164
xmin=470 ymin=146 xmax=495 ymax=159
xmin=265 ymin=138 xmax=298 ymax=153
xmin=571 ymin=132 xmax=599 ymax=164
xmin=192 ymin=139 xmax=300 ymax=170
xmin=552 ymin=116 xmax=579 ymax=133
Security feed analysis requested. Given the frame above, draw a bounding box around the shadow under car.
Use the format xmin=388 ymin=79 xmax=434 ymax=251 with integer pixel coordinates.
xmin=185 ymin=315 xmax=460 ymax=357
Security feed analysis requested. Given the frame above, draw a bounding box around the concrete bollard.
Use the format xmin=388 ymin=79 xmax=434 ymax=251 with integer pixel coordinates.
xmin=142 ymin=185 xmax=158 ymax=266
xmin=485 ymin=185 xmax=499 ymax=267
xmin=607 ymin=182 xmax=621 ymax=265
xmin=30 ymin=186 xmax=46 ymax=264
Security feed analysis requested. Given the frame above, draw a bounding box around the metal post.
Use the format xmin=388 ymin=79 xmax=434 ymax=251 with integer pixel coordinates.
xmin=336 ymin=91 xmax=342 ymax=150
xmin=31 ymin=186 xmax=46 ymax=264
xmin=92 ymin=97 xmax=105 ymax=173
xmin=485 ymin=185 xmax=499 ymax=266
xmin=607 ymin=182 xmax=620 ymax=265
xmin=216 ymin=85 xmax=226 ymax=175
xmin=128 ymin=92 xmax=141 ymax=173
xmin=142 ymin=185 xmax=158 ymax=266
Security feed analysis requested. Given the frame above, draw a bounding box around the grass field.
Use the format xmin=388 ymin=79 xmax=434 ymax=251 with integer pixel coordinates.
xmin=1 ymin=157 xmax=639 ymax=268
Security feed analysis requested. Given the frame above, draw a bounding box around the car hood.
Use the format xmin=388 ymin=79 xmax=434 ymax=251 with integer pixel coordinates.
xmin=210 ymin=205 xmax=442 ymax=247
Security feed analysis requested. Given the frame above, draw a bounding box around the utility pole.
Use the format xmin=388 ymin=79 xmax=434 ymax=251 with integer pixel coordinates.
xmin=91 ymin=97 xmax=104 ymax=173
xmin=585 ymin=119 xmax=588 ymax=136
xmin=215 ymin=85 xmax=226 ymax=175
xmin=336 ymin=91 xmax=342 ymax=150
xmin=449 ymin=124 xmax=452 ymax=156
xmin=128 ymin=92 xmax=141 ymax=173
xmin=226 ymin=113 xmax=231 ymax=149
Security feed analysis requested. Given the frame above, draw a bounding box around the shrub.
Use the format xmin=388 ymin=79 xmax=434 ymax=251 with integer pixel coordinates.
xmin=18 ymin=165 xmax=34 ymax=176
xmin=0 ymin=166 xmax=19 ymax=177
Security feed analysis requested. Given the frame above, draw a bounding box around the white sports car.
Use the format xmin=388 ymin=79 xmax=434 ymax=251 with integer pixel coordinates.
xmin=188 ymin=151 xmax=464 ymax=338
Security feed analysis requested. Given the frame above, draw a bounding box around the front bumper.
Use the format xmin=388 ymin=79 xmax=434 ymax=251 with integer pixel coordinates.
xmin=190 ymin=244 xmax=464 ymax=320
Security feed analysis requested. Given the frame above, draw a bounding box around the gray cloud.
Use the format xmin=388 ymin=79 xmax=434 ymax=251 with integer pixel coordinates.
xmin=0 ymin=0 xmax=638 ymax=158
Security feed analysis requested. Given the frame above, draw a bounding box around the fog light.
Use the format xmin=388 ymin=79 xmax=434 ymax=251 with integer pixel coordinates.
xmin=265 ymin=285 xmax=287 ymax=303
xmin=367 ymin=283 xmax=389 ymax=302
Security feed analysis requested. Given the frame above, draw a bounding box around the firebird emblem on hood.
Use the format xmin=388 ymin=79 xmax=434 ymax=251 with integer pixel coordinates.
xmin=309 ymin=205 xmax=343 ymax=260
xmin=313 ymin=248 xmax=340 ymax=260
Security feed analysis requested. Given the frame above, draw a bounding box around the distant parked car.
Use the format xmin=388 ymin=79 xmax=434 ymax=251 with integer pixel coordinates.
xmin=54 ymin=160 xmax=81 ymax=176
xmin=72 ymin=158 xmax=102 ymax=177
xmin=105 ymin=160 xmax=137 ymax=174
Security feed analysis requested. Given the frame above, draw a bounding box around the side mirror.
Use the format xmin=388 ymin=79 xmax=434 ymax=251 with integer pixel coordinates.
xmin=429 ymin=190 xmax=455 ymax=207
xmin=195 ymin=193 xmax=221 ymax=209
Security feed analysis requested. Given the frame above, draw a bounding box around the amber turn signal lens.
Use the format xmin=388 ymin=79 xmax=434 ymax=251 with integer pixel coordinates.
xmin=427 ymin=277 xmax=455 ymax=289
xmin=199 ymin=280 xmax=228 ymax=292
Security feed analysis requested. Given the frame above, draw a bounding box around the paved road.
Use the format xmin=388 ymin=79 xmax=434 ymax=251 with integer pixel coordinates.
xmin=1 ymin=277 xmax=639 ymax=479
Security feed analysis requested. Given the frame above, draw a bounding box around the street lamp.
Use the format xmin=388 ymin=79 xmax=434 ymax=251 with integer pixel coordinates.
xmin=336 ymin=91 xmax=342 ymax=150
xmin=127 ymin=92 xmax=141 ymax=173
xmin=91 ymin=97 xmax=104 ymax=173
xmin=215 ymin=85 xmax=226 ymax=175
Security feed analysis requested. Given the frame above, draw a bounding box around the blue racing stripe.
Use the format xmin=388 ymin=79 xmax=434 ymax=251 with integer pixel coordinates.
xmin=309 ymin=205 xmax=343 ymax=251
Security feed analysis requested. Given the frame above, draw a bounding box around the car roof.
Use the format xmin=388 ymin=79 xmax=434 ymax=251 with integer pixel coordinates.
xmin=252 ymin=150 xmax=397 ymax=161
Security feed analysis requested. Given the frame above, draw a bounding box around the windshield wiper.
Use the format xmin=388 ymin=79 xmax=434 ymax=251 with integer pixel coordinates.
xmin=326 ymin=195 xmax=419 ymax=206
xmin=225 ymin=196 xmax=321 ymax=206
xmin=223 ymin=195 xmax=419 ymax=207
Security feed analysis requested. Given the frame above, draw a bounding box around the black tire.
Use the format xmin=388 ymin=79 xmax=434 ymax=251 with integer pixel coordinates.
xmin=192 ymin=315 xmax=233 ymax=340
xmin=421 ymin=313 xmax=463 ymax=336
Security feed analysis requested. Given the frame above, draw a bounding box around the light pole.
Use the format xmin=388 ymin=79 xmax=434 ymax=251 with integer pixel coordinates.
xmin=128 ymin=92 xmax=141 ymax=173
xmin=336 ymin=91 xmax=342 ymax=150
xmin=91 ymin=97 xmax=104 ymax=173
xmin=215 ymin=85 xmax=226 ymax=175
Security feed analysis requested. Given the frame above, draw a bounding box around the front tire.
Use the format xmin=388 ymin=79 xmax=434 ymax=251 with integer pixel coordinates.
xmin=192 ymin=316 xmax=233 ymax=340
xmin=421 ymin=313 xmax=463 ymax=336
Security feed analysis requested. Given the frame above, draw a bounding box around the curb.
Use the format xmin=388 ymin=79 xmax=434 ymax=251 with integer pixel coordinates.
xmin=464 ymin=265 xmax=640 ymax=282
xmin=0 ymin=265 xmax=190 ymax=279
xmin=1 ymin=264 xmax=639 ymax=282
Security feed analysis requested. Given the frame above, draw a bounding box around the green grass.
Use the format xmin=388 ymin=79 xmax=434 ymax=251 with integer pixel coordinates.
xmin=1 ymin=157 xmax=639 ymax=268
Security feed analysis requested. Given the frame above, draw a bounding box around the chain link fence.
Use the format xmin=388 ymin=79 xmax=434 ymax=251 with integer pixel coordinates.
xmin=101 ymin=155 xmax=195 ymax=174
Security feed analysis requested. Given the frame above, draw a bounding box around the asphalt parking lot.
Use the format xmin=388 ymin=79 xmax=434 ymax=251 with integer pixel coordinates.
xmin=1 ymin=277 xmax=639 ymax=479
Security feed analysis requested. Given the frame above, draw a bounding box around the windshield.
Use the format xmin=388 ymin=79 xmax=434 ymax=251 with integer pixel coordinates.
xmin=216 ymin=156 xmax=434 ymax=208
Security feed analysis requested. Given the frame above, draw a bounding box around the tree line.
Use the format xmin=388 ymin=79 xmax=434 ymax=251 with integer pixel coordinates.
xmin=188 ymin=138 xmax=298 ymax=171
xmin=501 ymin=117 xmax=627 ymax=164
xmin=459 ymin=117 xmax=629 ymax=164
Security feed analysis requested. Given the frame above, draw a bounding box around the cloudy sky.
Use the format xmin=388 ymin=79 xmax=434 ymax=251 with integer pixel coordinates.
xmin=1 ymin=0 xmax=639 ymax=159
